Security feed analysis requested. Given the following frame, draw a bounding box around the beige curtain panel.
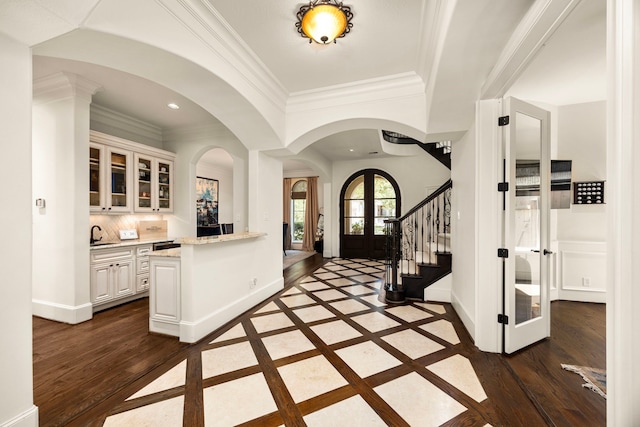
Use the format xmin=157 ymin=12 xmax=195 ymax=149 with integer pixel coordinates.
xmin=282 ymin=178 xmax=292 ymax=251
xmin=302 ymin=177 xmax=318 ymax=252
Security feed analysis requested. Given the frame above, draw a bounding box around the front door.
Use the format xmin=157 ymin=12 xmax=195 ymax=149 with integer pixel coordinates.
xmin=340 ymin=169 xmax=400 ymax=259
xmin=503 ymin=97 xmax=551 ymax=353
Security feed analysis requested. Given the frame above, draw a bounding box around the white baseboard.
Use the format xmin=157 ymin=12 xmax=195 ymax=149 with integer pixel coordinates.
xmin=424 ymin=274 xmax=452 ymax=302
xmin=0 ymin=405 xmax=38 ymax=427
xmin=32 ymin=299 xmax=92 ymax=324
xmin=149 ymin=317 xmax=180 ymax=337
xmin=451 ymin=289 xmax=475 ymax=342
xmin=179 ymin=278 xmax=284 ymax=343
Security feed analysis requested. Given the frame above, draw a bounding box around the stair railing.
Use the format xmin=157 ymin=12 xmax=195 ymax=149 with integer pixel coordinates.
xmin=384 ymin=179 xmax=452 ymax=296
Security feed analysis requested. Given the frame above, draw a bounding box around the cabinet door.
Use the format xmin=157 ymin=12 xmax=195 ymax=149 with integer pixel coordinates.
xmin=89 ymin=143 xmax=106 ymax=213
xmin=113 ymin=260 xmax=135 ymax=297
xmin=106 ymin=147 xmax=131 ymax=213
xmin=134 ymin=154 xmax=155 ymax=212
xmin=156 ymin=159 xmax=173 ymax=213
xmin=91 ymin=263 xmax=113 ymax=304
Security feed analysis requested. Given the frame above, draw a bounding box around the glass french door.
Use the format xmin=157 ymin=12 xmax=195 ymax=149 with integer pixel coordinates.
xmin=340 ymin=169 xmax=400 ymax=259
xmin=503 ymin=97 xmax=551 ymax=354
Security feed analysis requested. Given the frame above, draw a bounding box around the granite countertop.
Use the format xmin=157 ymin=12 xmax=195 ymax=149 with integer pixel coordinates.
xmin=176 ymin=231 xmax=267 ymax=245
xmin=149 ymin=248 xmax=181 ymax=258
xmin=89 ymin=238 xmax=175 ymax=250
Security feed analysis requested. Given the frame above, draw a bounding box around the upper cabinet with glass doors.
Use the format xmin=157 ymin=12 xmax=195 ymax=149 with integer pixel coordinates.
xmin=90 ymin=131 xmax=175 ymax=214
xmin=134 ymin=154 xmax=173 ymax=213
xmin=90 ymin=142 xmax=132 ymax=213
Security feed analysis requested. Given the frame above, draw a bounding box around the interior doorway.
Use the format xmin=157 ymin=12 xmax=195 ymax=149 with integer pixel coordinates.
xmin=339 ymin=169 xmax=400 ymax=259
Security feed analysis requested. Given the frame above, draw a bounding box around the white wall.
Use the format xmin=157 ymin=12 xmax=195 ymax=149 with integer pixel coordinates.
xmin=329 ymin=152 xmax=451 ymax=257
xmin=32 ymin=74 xmax=98 ymax=324
xmin=557 ymin=101 xmax=607 ymax=241
xmin=450 ymin=122 xmax=478 ymax=341
xmin=0 ymin=33 xmax=38 ymax=427
xmin=554 ymin=101 xmax=607 ymax=302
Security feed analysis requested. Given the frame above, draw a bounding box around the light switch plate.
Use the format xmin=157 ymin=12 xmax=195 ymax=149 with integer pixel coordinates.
xmin=119 ymin=229 xmax=138 ymax=240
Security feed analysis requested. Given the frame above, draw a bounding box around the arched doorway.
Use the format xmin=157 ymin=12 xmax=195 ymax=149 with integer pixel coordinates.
xmin=196 ymin=148 xmax=234 ymax=237
xmin=340 ymin=169 xmax=400 ymax=259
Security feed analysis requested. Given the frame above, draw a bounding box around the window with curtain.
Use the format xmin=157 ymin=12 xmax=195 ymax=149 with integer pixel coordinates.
xmin=291 ymin=179 xmax=307 ymax=243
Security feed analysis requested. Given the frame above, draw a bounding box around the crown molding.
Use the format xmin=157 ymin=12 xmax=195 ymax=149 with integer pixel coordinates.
xmin=162 ymin=122 xmax=237 ymax=143
xmin=90 ymin=104 xmax=162 ymax=145
xmin=155 ymin=0 xmax=288 ymax=111
xmin=286 ymin=72 xmax=425 ymax=112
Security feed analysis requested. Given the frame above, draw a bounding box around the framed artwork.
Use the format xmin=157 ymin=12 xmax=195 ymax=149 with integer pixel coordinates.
xmin=196 ymin=176 xmax=219 ymax=226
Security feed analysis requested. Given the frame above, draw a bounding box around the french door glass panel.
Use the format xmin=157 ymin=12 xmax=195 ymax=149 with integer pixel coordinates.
xmin=344 ymin=177 xmax=365 ymax=235
xmin=374 ymin=174 xmax=397 ymax=235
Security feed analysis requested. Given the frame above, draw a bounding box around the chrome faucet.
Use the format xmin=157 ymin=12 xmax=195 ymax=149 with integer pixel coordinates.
xmin=90 ymin=225 xmax=102 ymax=244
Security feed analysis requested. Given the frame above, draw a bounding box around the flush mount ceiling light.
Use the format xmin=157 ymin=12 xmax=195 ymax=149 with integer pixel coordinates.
xmin=296 ymin=0 xmax=353 ymax=44
xmin=167 ymin=103 xmax=180 ymax=110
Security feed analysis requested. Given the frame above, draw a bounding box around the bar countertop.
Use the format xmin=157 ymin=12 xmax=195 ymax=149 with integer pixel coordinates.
xmin=176 ymin=231 xmax=267 ymax=245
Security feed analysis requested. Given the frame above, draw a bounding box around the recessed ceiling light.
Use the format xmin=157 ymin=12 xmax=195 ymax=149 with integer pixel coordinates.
xmin=349 ymin=148 xmax=355 ymax=152
xmin=167 ymin=103 xmax=180 ymax=110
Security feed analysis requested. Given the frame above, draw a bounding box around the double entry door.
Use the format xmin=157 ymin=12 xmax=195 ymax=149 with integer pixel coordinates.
xmin=340 ymin=169 xmax=400 ymax=259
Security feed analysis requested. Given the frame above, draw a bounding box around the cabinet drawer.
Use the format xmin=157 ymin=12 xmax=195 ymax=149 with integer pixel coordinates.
xmin=90 ymin=248 xmax=134 ymax=263
xmin=137 ymin=256 xmax=150 ymax=274
xmin=137 ymin=245 xmax=152 ymax=257
xmin=136 ymin=274 xmax=150 ymax=293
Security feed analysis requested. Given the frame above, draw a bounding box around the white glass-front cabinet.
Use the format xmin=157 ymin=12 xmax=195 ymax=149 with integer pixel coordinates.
xmin=89 ymin=142 xmax=132 ymax=213
xmin=134 ymin=154 xmax=173 ymax=213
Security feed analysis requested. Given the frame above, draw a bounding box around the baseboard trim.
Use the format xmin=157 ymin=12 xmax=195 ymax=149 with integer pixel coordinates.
xmin=451 ymin=289 xmax=475 ymax=342
xmin=32 ymin=299 xmax=92 ymax=324
xmin=0 ymin=405 xmax=38 ymax=427
xmin=179 ymin=278 xmax=284 ymax=343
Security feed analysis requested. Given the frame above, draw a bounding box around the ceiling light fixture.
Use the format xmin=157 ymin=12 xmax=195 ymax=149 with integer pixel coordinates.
xmin=296 ymin=0 xmax=353 ymax=44
xmin=167 ymin=103 xmax=180 ymax=110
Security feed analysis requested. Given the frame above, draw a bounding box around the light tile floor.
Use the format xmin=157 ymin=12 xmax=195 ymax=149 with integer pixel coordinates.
xmin=103 ymin=258 xmax=493 ymax=426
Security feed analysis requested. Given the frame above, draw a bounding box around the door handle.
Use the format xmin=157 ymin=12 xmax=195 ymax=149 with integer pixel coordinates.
xmin=543 ymin=249 xmax=553 ymax=255
xmin=531 ymin=249 xmax=540 ymax=253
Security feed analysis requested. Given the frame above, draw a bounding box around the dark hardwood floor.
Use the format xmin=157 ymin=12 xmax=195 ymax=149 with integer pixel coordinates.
xmin=505 ymin=301 xmax=606 ymax=427
xmin=32 ymin=298 xmax=188 ymax=427
xmin=32 ymin=254 xmax=605 ymax=426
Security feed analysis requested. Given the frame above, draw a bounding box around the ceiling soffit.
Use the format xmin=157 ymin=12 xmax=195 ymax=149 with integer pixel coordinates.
xmin=480 ymin=0 xmax=583 ymax=100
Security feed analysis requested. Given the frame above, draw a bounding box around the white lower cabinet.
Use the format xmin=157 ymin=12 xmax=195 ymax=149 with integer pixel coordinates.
xmin=149 ymin=256 xmax=181 ymax=337
xmin=90 ymin=244 xmax=152 ymax=311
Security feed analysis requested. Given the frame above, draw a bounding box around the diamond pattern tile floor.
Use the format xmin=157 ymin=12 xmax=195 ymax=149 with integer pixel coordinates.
xmin=102 ymin=258 xmax=495 ymax=426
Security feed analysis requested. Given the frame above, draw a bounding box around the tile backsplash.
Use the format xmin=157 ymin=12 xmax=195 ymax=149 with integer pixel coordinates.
xmin=90 ymin=215 xmax=164 ymax=243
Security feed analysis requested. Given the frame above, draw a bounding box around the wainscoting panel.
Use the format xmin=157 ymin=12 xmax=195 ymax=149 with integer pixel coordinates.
xmin=557 ymin=241 xmax=606 ymax=303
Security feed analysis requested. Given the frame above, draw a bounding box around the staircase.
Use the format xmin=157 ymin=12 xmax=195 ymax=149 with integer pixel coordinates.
xmin=383 ymin=180 xmax=452 ymax=303
xmin=380 ymin=130 xmax=453 ymax=303
xmin=381 ymin=130 xmax=452 ymax=169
